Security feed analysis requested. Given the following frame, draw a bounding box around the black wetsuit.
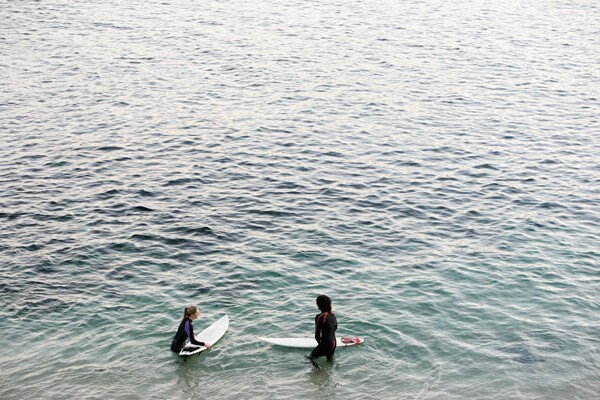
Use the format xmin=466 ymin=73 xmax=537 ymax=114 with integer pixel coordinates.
xmin=309 ymin=311 xmax=337 ymax=361
xmin=170 ymin=317 xmax=206 ymax=353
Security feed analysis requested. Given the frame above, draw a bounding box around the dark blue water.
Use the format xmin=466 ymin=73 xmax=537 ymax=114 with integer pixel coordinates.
xmin=1 ymin=0 xmax=599 ymax=398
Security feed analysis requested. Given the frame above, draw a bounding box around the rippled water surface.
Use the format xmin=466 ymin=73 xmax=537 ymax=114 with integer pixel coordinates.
xmin=1 ymin=0 xmax=599 ymax=398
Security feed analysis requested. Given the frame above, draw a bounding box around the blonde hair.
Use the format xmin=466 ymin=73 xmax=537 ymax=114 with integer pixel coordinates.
xmin=182 ymin=306 xmax=198 ymax=321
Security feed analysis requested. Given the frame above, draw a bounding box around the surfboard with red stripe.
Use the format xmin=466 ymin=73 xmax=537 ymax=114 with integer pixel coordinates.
xmin=258 ymin=336 xmax=364 ymax=348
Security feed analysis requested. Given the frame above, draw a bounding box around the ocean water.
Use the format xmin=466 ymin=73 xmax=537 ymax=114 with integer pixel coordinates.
xmin=0 ymin=0 xmax=599 ymax=398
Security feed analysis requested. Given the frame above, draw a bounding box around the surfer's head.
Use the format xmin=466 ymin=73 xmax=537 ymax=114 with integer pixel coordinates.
xmin=316 ymin=295 xmax=332 ymax=313
xmin=183 ymin=305 xmax=199 ymax=321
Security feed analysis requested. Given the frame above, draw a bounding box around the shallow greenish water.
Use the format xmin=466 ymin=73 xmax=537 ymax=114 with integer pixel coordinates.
xmin=1 ymin=0 xmax=599 ymax=398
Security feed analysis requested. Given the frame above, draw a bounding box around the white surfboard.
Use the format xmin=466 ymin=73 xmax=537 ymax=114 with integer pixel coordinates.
xmin=179 ymin=314 xmax=229 ymax=356
xmin=258 ymin=336 xmax=364 ymax=349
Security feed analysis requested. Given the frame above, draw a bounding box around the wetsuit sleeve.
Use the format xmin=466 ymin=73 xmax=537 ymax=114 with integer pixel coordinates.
xmin=185 ymin=320 xmax=206 ymax=347
xmin=314 ymin=314 xmax=322 ymax=343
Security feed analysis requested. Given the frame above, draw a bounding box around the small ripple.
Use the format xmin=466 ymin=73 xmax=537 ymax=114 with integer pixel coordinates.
xmin=96 ymin=189 xmax=121 ymax=199
xmin=96 ymin=146 xmax=123 ymax=152
xmin=537 ymin=201 xmax=567 ymax=209
xmin=497 ymin=342 xmax=545 ymax=364
xmin=165 ymin=177 xmax=210 ymax=186
xmin=474 ymin=163 xmax=499 ymax=170
xmin=130 ymin=205 xmax=153 ymax=212
xmin=246 ymin=209 xmax=297 ymax=217
xmin=166 ymin=226 xmax=215 ymax=236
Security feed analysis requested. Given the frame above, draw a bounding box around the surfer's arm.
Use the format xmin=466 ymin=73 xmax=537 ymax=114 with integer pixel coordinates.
xmin=314 ymin=315 xmax=322 ymax=343
xmin=185 ymin=320 xmax=207 ymax=347
xmin=190 ymin=337 xmax=207 ymax=347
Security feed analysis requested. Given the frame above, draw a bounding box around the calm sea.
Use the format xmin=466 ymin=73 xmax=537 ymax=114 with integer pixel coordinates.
xmin=1 ymin=0 xmax=599 ymax=398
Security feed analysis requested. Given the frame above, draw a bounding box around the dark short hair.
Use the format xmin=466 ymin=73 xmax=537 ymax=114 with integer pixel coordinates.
xmin=316 ymin=295 xmax=332 ymax=312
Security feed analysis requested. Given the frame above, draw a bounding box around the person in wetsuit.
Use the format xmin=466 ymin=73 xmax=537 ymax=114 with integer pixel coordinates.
xmin=170 ymin=306 xmax=211 ymax=354
xmin=307 ymin=295 xmax=337 ymax=367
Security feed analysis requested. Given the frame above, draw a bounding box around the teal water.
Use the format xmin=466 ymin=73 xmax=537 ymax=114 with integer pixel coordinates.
xmin=1 ymin=0 xmax=599 ymax=398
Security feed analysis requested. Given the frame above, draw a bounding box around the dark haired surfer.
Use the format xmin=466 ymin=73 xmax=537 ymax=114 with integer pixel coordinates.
xmin=307 ymin=295 xmax=337 ymax=367
xmin=170 ymin=306 xmax=211 ymax=353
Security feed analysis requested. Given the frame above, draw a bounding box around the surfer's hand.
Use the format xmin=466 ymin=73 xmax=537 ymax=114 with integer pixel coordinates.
xmin=205 ymin=343 xmax=211 ymax=350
